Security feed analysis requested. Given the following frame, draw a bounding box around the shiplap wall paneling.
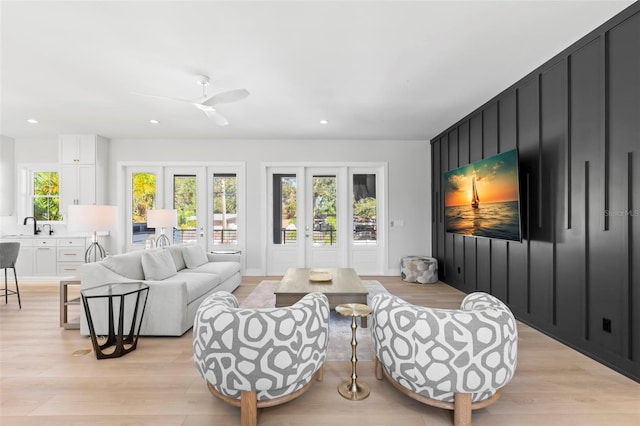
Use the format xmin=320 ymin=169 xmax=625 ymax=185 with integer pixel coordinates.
xmin=446 ymin=131 xmax=460 ymax=286
xmin=553 ymin=55 xmax=584 ymax=337
xmin=608 ymin=12 xmax=639 ymax=361
xmin=484 ymin=103 xmax=509 ymax=300
xmin=430 ymin=2 xmax=639 ymax=382
xmin=570 ymin=36 xmax=602 ymax=343
xmin=434 ymin=138 xmax=446 ymax=279
xmin=457 ymin=122 xmax=471 ymax=292
xmin=541 ymin=61 xmax=566 ymax=327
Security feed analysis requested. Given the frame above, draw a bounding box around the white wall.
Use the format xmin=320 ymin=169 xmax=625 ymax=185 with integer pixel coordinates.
xmin=9 ymin=138 xmax=432 ymax=275
xmin=109 ymin=139 xmax=431 ymax=275
xmin=0 ymin=135 xmax=16 ymax=217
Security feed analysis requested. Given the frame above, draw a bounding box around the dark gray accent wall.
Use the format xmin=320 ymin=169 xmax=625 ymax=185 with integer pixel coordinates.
xmin=431 ymin=3 xmax=640 ymax=382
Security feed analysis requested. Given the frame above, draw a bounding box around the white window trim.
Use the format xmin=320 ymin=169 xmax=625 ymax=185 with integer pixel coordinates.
xmin=17 ymin=163 xmax=62 ymax=223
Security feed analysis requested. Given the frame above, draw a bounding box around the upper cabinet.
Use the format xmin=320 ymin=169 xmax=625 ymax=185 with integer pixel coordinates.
xmin=58 ymin=135 xmax=108 ymax=212
xmin=59 ymin=135 xmax=99 ymax=164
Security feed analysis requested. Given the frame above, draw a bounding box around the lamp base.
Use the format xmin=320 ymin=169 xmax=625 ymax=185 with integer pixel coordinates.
xmin=155 ymin=233 xmax=171 ymax=247
xmin=85 ymin=242 xmax=107 ymax=263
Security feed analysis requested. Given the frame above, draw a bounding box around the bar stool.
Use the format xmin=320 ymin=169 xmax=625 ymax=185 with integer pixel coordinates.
xmin=0 ymin=242 xmax=21 ymax=309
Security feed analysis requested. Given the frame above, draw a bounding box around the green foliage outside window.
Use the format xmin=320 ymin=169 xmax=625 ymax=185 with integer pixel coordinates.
xmin=353 ymin=197 xmax=376 ymax=222
xmin=33 ymin=172 xmax=62 ymax=221
xmin=281 ymin=177 xmax=297 ymax=223
xmin=174 ymin=176 xmax=197 ymax=229
xmin=132 ymin=173 xmax=156 ymax=223
xmin=213 ymin=175 xmax=237 ymax=214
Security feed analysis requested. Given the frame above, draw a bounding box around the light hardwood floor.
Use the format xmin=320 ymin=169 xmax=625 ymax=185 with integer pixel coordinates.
xmin=1 ymin=276 xmax=639 ymax=425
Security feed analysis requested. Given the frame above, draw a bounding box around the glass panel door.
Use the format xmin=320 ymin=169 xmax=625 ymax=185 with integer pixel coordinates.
xmin=166 ymin=167 xmax=206 ymax=248
xmin=305 ymin=168 xmax=346 ymax=268
xmin=131 ymin=171 xmax=157 ymax=246
xmin=266 ymin=165 xmax=385 ymax=275
xmin=212 ymin=173 xmax=238 ymax=246
xmin=352 ymin=174 xmax=377 ymax=244
xmin=173 ymin=174 xmax=197 ymax=244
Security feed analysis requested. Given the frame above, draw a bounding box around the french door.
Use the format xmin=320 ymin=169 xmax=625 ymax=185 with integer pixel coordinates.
xmin=124 ymin=164 xmax=244 ymax=257
xmin=266 ymin=164 xmax=385 ymax=275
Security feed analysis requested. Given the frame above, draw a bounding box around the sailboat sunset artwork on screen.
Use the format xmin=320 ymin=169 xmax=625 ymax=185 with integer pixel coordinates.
xmin=444 ymin=149 xmax=522 ymax=242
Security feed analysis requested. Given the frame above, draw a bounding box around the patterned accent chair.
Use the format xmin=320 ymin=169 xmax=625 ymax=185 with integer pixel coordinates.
xmin=193 ymin=291 xmax=330 ymax=426
xmin=371 ymin=292 xmax=518 ymax=426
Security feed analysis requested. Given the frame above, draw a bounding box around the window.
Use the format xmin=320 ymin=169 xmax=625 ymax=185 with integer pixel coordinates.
xmin=353 ymin=174 xmax=376 ymax=244
xmin=174 ymin=175 xmax=197 ymax=244
xmin=273 ymin=174 xmax=297 ymax=244
xmin=131 ymin=172 xmax=156 ymax=244
xmin=312 ymin=175 xmax=337 ymax=245
xmin=212 ymin=173 xmax=237 ymax=245
xmin=32 ymin=171 xmax=62 ymax=221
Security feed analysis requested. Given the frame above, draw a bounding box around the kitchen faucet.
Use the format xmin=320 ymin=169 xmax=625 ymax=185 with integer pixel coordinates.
xmin=42 ymin=224 xmax=53 ymax=235
xmin=23 ymin=217 xmax=41 ymax=235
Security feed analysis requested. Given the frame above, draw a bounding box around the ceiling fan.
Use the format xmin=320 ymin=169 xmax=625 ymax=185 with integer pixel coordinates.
xmin=133 ymin=75 xmax=249 ymax=126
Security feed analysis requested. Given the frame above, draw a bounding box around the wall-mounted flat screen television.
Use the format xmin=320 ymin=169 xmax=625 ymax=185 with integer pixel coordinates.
xmin=443 ymin=148 xmax=522 ymax=242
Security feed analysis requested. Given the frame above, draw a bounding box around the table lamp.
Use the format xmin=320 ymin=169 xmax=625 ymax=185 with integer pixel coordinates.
xmin=67 ymin=205 xmax=117 ymax=262
xmin=147 ymin=209 xmax=177 ymax=247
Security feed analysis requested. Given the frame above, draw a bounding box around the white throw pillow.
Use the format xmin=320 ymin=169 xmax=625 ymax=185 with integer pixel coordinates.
xmin=182 ymin=244 xmax=209 ymax=269
xmin=164 ymin=245 xmax=187 ymax=270
xmin=102 ymin=251 xmax=145 ymax=280
xmin=141 ymin=249 xmax=177 ymax=280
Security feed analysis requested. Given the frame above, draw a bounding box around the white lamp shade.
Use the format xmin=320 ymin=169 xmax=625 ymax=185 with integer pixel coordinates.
xmin=147 ymin=209 xmax=178 ymax=228
xmin=67 ymin=205 xmax=117 ymax=232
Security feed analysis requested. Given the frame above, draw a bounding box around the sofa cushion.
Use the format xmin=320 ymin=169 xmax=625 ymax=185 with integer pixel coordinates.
xmin=102 ymin=251 xmax=145 ymax=280
xmin=142 ymin=249 xmax=177 ymax=280
xmin=175 ymin=271 xmax=221 ymax=303
xmin=164 ymin=245 xmax=186 ymax=270
xmin=191 ymin=261 xmax=240 ymax=282
xmin=183 ymin=244 xmax=209 ymax=269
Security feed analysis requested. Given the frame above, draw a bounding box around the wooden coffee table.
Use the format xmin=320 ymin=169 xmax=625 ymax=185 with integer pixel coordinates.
xmin=275 ymin=268 xmax=369 ymax=326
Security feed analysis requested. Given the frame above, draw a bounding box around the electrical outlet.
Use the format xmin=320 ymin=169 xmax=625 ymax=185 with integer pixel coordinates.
xmin=602 ymin=318 xmax=612 ymax=333
xmin=457 ymin=266 xmax=461 ymax=274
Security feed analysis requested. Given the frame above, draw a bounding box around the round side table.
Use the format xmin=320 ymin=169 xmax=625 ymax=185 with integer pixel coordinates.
xmin=336 ymin=303 xmax=372 ymax=401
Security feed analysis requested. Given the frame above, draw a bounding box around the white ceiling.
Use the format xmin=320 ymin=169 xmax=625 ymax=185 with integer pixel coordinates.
xmin=1 ymin=0 xmax=634 ymax=141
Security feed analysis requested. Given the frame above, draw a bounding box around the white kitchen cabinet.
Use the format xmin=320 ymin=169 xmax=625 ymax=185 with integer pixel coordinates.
xmin=56 ymin=238 xmax=86 ymax=276
xmin=58 ymin=135 xmax=108 ymax=214
xmin=60 ymin=165 xmax=96 ymax=209
xmin=34 ymin=239 xmax=57 ymax=276
xmin=59 ymin=135 xmax=97 ymax=164
xmin=2 ymin=236 xmax=89 ymax=278
xmin=10 ymin=239 xmax=34 ymax=277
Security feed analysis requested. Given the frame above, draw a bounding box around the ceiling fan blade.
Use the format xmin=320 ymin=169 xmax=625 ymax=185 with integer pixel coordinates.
xmin=202 ymin=108 xmax=229 ymax=126
xmin=130 ymin=92 xmax=193 ymax=104
xmin=202 ymin=89 xmax=250 ymax=107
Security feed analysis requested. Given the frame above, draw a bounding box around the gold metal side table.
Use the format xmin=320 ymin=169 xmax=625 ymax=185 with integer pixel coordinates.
xmin=336 ymin=302 xmax=372 ymax=401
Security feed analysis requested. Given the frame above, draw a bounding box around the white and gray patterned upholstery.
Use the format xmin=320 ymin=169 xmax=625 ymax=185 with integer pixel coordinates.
xmin=371 ymin=292 xmax=517 ymax=408
xmin=193 ymin=291 xmax=329 ymax=403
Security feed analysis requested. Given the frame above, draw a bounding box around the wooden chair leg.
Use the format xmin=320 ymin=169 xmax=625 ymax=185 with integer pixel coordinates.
xmin=316 ymin=365 xmax=324 ymax=382
xmin=453 ymin=392 xmax=472 ymax=426
xmin=240 ymin=390 xmax=258 ymax=426
xmin=375 ymin=357 xmax=383 ymax=380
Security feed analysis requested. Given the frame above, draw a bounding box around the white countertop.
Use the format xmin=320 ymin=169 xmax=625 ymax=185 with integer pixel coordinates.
xmin=0 ymin=234 xmax=89 ymax=239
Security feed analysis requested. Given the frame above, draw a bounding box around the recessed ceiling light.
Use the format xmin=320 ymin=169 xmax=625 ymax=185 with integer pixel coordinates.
xmin=149 ymin=119 xmax=160 ymax=124
xmin=26 ymin=118 xmax=38 ymax=124
xmin=319 ymin=119 xmax=329 ymax=125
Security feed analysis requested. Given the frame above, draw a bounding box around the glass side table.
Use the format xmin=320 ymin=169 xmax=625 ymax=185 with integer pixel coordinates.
xmin=336 ymin=302 xmax=372 ymax=401
xmin=81 ymin=282 xmax=149 ymax=360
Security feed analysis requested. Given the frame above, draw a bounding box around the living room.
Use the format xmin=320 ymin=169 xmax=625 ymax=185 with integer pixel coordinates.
xmin=1 ymin=1 xmax=639 ymax=425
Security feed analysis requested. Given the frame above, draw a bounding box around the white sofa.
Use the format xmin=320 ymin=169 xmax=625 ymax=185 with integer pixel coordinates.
xmin=79 ymin=244 xmax=241 ymax=336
